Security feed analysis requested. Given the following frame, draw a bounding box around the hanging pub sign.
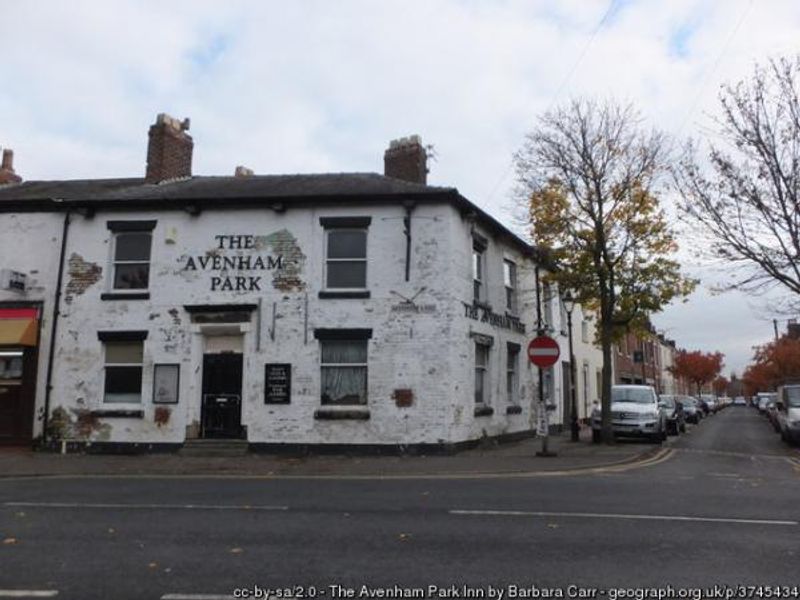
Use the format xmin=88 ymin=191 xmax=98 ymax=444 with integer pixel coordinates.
xmin=264 ymin=363 xmax=291 ymax=404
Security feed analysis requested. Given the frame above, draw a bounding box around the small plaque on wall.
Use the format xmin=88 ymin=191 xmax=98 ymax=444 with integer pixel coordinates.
xmin=264 ymin=363 xmax=291 ymax=404
xmin=153 ymin=364 xmax=180 ymax=404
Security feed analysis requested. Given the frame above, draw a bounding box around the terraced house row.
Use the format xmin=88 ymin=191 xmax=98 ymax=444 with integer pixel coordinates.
xmin=0 ymin=114 xmax=622 ymax=452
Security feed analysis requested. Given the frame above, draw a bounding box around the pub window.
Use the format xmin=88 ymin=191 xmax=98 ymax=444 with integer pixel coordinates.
xmin=103 ymin=341 xmax=144 ymax=403
xmin=323 ymin=221 xmax=369 ymax=290
xmin=543 ymin=285 xmax=554 ymax=330
xmin=320 ymin=339 xmax=368 ymax=405
xmin=112 ymin=232 xmax=152 ymax=290
xmin=503 ymin=259 xmax=517 ymax=313
xmin=106 ymin=221 xmax=156 ymax=292
xmin=473 ymin=235 xmax=488 ymax=304
xmin=475 ymin=341 xmax=490 ymax=404
xmin=506 ymin=343 xmax=520 ymax=405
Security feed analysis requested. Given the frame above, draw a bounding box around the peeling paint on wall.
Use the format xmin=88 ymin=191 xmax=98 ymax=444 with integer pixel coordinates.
xmin=64 ymin=253 xmax=102 ymax=304
xmin=257 ymin=229 xmax=306 ymax=291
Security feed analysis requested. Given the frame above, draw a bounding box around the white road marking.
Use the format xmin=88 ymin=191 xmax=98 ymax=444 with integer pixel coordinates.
xmin=3 ymin=502 xmax=287 ymax=512
xmin=162 ymin=595 xmax=235 ymax=600
xmin=0 ymin=592 xmax=58 ymax=598
xmin=450 ymin=509 xmax=798 ymax=526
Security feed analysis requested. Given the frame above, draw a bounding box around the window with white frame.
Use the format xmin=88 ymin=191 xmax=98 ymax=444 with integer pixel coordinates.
xmin=472 ymin=235 xmax=488 ymax=304
xmin=103 ymin=341 xmax=144 ymax=403
xmin=475 ymin=341 xmax=490 ymax=404
xmin=106 ymin=221 xmax=156 ymax=292
xmin=321 ymin=217 xmax=370 ymax=291
xmin=543 ymin=285 xmax=554 ymax=330
xmin=320 ymin=339 xmax=368 ymax=405
xmin=503 ymin=259 xmax=517 ymax=313
xmin=507 ymin=343 xmax=520 ymax=405
xmin=581 ymin=319 xmax=590 ymax=343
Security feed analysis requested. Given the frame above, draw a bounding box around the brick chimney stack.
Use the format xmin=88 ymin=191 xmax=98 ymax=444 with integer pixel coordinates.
xmin=384 ymin=135 xmax=428 ymax=185
xmin=0 ymin=148 xmax=22 ymax=184
xmin=145 ymin=113 xmax=193 ymax=183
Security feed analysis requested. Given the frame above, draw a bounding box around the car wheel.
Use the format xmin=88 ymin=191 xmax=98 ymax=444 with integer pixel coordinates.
xmin=680 ymin=421 xmax=686 ymax=433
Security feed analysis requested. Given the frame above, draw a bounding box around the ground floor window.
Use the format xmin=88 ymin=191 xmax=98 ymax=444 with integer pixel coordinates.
xmin=103 ymin=341 xmax=143 ymax=403
xmin=321 ymin=339 xmax=368 ymax=405
xmin=475 ymin=342 xmax=490 ymax=404
xmin=506 ymin=343 xmax=520 ymax=405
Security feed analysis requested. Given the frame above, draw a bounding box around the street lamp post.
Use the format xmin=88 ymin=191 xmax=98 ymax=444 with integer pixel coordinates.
xmin=562 ymin=290 xmax=579 ymax=442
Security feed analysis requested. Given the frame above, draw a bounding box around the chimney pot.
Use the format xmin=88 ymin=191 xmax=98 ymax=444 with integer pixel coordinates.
xmin=235 ymin=165 xmax=254 ymax=177
xmin=384 ymin=135 xmax=428 ymax=185
xmin=0 ymin=148 xmax=22 ymax=185
xmin=146 ymin=113 xmax=194 ymax=183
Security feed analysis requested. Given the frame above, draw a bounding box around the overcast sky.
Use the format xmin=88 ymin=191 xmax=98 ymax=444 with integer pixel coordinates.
xmin=2 ymin=0 xmax=798 ymax=375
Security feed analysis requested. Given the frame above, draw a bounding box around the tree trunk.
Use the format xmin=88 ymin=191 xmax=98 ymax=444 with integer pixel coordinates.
xmin=600 ymin=320 xmax=615 ymax=444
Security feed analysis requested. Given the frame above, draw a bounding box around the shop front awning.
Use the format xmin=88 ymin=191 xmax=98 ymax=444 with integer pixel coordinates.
xmin=0 ymin=318 xmax=38 ymax=346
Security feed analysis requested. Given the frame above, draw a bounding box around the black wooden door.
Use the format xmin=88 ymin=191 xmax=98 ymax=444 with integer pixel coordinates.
xmin=201 ymin=353 xmax=243 ymax=439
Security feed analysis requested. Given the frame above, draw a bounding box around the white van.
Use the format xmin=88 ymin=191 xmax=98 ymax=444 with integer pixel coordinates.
xmin=776 ymin=384 xmax=800 ymax=446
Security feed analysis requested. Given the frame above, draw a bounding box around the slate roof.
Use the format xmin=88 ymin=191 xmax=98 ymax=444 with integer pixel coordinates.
xmin=0 ymin=172 xmax=538 ymax=257
xmin=0 ymin=173 xmax=455 ymax=202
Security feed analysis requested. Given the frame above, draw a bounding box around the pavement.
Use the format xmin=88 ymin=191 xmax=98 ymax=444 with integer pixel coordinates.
xmin=0 ymin=425 xmax=666 ymax=478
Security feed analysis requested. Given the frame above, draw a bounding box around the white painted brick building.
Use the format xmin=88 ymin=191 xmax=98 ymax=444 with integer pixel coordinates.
xmin=0 ymin=115 xmax=589 ymax=452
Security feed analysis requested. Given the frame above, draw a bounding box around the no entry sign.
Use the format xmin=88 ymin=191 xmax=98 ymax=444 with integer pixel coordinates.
xmin=527 ymin=335 xmax=560 ymax=368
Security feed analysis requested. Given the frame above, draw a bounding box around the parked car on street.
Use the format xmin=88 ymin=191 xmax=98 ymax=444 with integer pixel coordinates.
xmin=700 ymin=394 xmax=717 ymax=414
xmin=591 ymin=385 xmax=667 ymax=444
xmin=776 ymin=384 xmax=800 ymax=446
xmin=659 ymin=395 xmax=687 ymax=435
xmin=757 ymin=392 xmax=777 ymax=414
xmin=733 ymin=396 xmax=747 ymax=405
xmin=766 ymin=400 xmax=781 ymax=432
xmin=681 ymin=396 xmax=703 ymax=423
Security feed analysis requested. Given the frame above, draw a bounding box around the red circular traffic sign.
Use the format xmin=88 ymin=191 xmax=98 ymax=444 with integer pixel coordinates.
xmin=527 ymin=335 xmax=560 ymax=368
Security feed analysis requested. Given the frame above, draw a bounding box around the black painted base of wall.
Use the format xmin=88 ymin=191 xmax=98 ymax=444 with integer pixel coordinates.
xmin=38 ymin=441 xmax=182 ymax=455
xmin=35 ymin=430 xmax=537 ymax=456
xmin=249 ymin=429 xmax=536 ymax=457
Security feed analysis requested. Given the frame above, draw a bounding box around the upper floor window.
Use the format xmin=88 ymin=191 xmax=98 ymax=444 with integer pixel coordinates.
xmin=320 ymin=217 xmax=371 ymax=291
xmin=106 ymin=221 xmax=156 ymax=291
xmin=472 ymin=234 xmax=488 ymax=304
xmin=543 ymin=285 xmax=554 ymax=330
xmin=581 ymin=319 xmax=590 ymax=344
xmin=503 ymin=260 xmax=517 ymax=313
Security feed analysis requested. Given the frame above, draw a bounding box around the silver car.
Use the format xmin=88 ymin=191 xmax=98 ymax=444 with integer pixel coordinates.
xmin=592 ymin=385 xmax=668 ymax=444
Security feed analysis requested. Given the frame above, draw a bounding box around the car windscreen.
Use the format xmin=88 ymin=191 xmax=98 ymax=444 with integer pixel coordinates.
xmin=660 ymin=396 xmax=675 ymax=408
xmin=682 ymin=398 xmax=696 ymax=406
xmin=612 ymin=388 xmax=654 ymax=403
xmin=786 ymin=387 xmax=800 ymax=408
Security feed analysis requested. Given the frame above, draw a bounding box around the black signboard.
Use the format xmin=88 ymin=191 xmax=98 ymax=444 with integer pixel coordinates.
xmin=264 ymin=363 xmax=291 ymax=404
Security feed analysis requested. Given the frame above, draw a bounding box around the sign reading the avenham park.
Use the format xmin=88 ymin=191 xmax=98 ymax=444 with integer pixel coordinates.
xmin=182 ymin=233 xmax=306 ymax=292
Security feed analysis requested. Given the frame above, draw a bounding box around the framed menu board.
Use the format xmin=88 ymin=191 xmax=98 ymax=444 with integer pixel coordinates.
xmin=153 ymin=364 xmax=180 ymax=404
xmin=264 ymin=363 xmax=291 ymax=404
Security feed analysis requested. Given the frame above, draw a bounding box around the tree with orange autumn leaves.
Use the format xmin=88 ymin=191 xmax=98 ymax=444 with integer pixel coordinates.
xmin=742 ymin=336 xmax=800 ymax=395
xmin=515 ymin=99 xmax=696 ymax=443
xmin=670 ymin=350 xmax=725 ymax=396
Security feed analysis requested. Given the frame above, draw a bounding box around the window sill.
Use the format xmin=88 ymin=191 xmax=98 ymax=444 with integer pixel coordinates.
xmin=318 ymin=291 xmax=371 ymax=299
xmin=474 ymin=405 xmax=494 ymax=417
xmin=314 ymin=408 xmax=371 ymax=420
xmin=101 ymin=292 xmax=150 ymax=301
xmin=506 ymin=405 xmax=523 ymax=415
xmin=90 ymin=409 xmax=144 ymax=419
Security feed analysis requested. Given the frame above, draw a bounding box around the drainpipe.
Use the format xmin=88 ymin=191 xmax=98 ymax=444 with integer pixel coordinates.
xmin=402 ymin=200 xmax=415 ymax=281
xmin=42 ymin=206 xmax=70 ymax=446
